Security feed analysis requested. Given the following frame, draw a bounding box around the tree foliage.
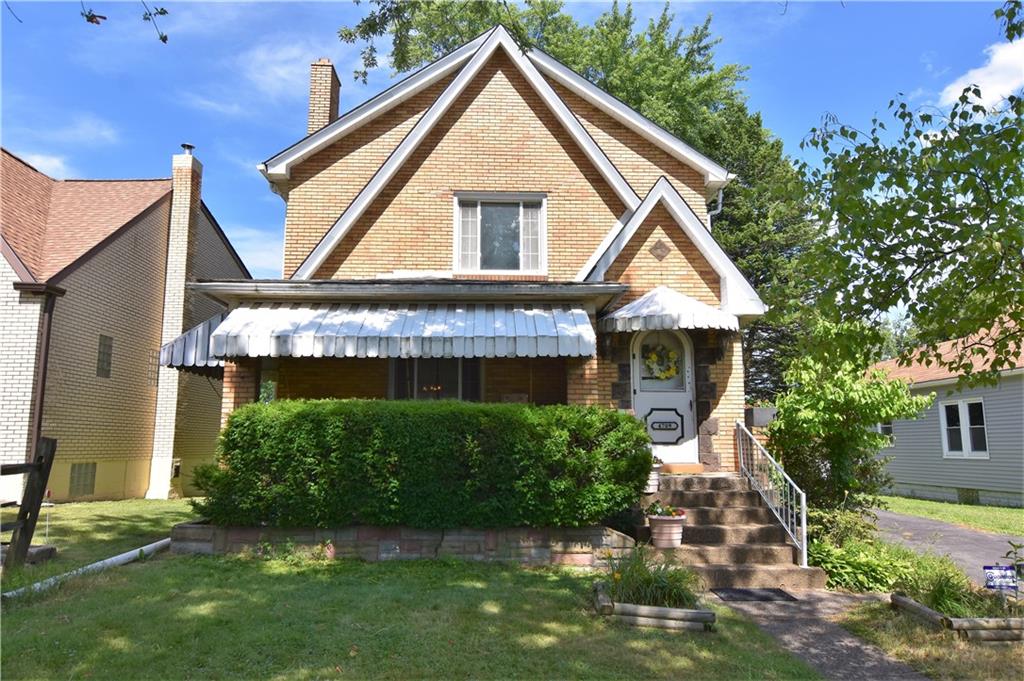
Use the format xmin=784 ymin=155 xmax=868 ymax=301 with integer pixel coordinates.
xmin=766 ymin=320 xmax=933 ymax=513
xmin=797 ymin=3 xmax=1023 ymax=384
xmin=340 ymin=1 xmax=818 ymax=400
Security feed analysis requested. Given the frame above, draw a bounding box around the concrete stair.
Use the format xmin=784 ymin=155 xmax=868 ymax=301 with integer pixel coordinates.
xmin=643 ymin=474 xmax=826 ymax=589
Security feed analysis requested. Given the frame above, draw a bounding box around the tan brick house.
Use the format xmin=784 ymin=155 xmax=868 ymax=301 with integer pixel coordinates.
xmin=1 ymin=147 xmax=249 ymax=502
xmin=164 ymin=26 xmax=765 ymax=475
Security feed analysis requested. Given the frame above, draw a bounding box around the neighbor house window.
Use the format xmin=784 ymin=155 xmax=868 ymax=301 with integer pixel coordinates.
xmin=940 ymin=399 xmax=988 ymax=458
xmin=69 ymin=462 xmax=97 ymax=497
xmin=96 ymin=335 xmax=113 ymax=378
xmin=876 ymin=421 xmax=894 ymax=447
xmin=391 ymin=358 xmax=481 ymax=401
xmin=455 ymin=195 xmax=545 ymax=273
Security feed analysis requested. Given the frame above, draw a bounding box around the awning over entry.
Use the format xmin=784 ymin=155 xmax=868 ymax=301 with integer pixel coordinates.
xmin=161 ymin=302 xmax=597 ymax=364
xmin=158 ymin=311 xmax=225 ymax=376
xmin=598 ymin=286 xmax=739 ymax=333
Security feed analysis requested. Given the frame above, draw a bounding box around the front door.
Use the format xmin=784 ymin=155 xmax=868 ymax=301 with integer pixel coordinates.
xmin=632 ymin=330 xmax=697 ymax=464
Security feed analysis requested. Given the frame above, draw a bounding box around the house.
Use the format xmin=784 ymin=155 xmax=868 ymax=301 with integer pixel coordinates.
xmin=872 ymin=337 xmax=1024 ymax=507
xmin=162 ymin=26 xmax=766 ymax=475
xmin=0 ymin=146 xmax=249 ymax=502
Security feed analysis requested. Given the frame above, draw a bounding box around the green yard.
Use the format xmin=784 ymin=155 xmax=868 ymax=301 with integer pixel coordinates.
xmin=880 ymin=496 xmax=1024 ymax=536
xmin=2 ymin=552 xmax=820 ymax=680
xmin=1 ymin=499 xmax=195 ymax=592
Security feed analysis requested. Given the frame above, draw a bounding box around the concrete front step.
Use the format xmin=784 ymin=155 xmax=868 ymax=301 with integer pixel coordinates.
xmin=685 ymin=506 xmax=774 ymax=525
xmin=667 ymin=543 xmax=798 ymax=565
xmin=683 ymin=523 xmax=789 ymax=544
xmin=692 ymin=564 xmax=827 ymax=589
xmin=668 ymin=490 xmax=763 ymax=508
xmin=658 ymin=475 xmax=749 ymax=492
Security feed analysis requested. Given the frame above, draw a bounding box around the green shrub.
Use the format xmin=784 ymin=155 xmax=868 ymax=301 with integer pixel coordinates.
xmin=192 ymin=399 xmax=651 ymax=529
xmin=605 ymin=545 xmax=702 ymax=609
xmin=809 ymin=540 xmax=912 ymax=592
xmin=808 ymin=508 xmax=878 ymax=546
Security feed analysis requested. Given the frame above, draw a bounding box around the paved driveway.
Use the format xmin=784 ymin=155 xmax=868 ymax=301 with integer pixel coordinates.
xmin=875 ymin=509 xmax=1024 ymax=585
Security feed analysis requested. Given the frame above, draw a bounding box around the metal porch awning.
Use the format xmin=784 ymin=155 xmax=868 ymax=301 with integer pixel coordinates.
xmin=161 ymin=302 xmax=597 ymax=366
xmin=598 ymin=286 xmax=739 ymax=333
xmin=158 ymin=312 xmax=225 ymax=376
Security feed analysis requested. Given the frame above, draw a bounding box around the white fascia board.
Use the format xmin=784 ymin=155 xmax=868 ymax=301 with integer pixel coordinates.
xmin=529 ymin=49 xmax=732 ymax=190
xmin=293 ymin=26 xmax=641 ymax=280
xmin=584 ymin=177 xmax=765 ymax=317
xmin=261 ymin=31 xmax=490 ymax=180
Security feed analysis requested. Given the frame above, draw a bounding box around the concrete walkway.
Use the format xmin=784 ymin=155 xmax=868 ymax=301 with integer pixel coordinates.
xmin=717 ymin=590 xmax=928 ymax=681
xmin=875 ymin=509 xmax=1024 ymax=585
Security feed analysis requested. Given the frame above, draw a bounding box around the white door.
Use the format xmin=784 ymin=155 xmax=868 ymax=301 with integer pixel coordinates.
xmin=631 ymin=330 xmax=697 ymax=464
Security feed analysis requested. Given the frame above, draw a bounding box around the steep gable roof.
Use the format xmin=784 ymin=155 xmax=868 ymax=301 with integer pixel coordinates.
xmin=291 ymin=26 xmax=641 ymax=280
xmin=1 ymin=149 xmax=172 ymax=282
xmin=583 ymin=177 xmax=765 ymax=318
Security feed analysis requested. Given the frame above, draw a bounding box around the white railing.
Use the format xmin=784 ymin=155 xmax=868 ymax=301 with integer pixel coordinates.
xmin=735 ymin=421 xmax=808 ymax=568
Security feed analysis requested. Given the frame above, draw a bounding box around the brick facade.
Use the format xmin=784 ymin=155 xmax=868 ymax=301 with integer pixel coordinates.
xmin=221 ymin=359 xmax=260 ymax=427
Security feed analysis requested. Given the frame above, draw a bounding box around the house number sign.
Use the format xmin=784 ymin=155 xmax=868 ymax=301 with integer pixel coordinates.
xmin=651 ymin=422 xmax=679 ymax=431
xmin=644 ymin=408 xmax=685 ymax=445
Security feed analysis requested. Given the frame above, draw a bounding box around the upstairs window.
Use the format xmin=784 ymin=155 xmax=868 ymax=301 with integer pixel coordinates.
xmin=96 ymin=335 xmax=113 ymax=378
xmin=940 ymin=399 xmax=988 ymax=458
xmin=455 ymin=195 xmax=545 ymax=274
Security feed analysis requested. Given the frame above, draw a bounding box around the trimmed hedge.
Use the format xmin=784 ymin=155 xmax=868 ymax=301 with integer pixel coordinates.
xmin=193 ymin=399 xmax=652 ymax=529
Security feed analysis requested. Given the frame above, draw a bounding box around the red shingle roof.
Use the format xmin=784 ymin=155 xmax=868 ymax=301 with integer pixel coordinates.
xmin=1 ymin=149 xmax=171 ymax=282
xmin=872 ymin=331 xmax=1024 ymax=384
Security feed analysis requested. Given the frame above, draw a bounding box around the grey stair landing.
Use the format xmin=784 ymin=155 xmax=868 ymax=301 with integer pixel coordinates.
xmin=644 ymin=474 xmax=826 ymax=589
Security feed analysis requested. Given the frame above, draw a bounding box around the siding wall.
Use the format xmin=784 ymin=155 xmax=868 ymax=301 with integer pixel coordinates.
xmin=0 ymin=258 xmax=43 ymax=502
xmin=884 ymin=373 xmax=1024 ymax=506
xmin=41 ymin=199 xmax=171 ymax=501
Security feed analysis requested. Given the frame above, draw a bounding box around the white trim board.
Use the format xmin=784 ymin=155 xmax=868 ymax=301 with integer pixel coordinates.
xmin=292 ymin=26 xmax=641 ymax=280
xmin=260 ymin=30 xmax=491 ymax=180
xmin=581 ymin=177 xmax=766 ymax=318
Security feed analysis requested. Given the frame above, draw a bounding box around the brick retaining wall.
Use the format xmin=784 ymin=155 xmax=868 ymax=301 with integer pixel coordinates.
xmin=171 ymin=522 xmax=635 ymax=567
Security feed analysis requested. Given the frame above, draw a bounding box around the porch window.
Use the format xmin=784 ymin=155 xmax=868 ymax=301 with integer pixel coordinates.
xmin=940 ymin=399 xmax=988 ymax=459
xmin=455 ymin=195 xmax=545 ymax=273
xmin=391 ymin=358 xmax=481 ymax=401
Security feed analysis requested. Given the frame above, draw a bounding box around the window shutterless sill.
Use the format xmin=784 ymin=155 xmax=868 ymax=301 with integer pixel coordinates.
xmin=941 ymin=453 xmax=990 ymax=460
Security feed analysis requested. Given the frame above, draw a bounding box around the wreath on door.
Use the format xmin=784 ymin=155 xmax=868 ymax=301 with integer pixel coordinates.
xmin=643 ymin=344 xmax=679 ymax=380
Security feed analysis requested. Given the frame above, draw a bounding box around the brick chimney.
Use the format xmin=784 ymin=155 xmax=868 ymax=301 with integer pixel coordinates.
xmin=147 ymin=143 xmax=202 ymax=499
xmin=308 ymin=58 xmax=340 ymax=134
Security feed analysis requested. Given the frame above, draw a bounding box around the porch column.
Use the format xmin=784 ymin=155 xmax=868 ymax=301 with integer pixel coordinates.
xmin=221 ymin=358 xmax=260 ymax=427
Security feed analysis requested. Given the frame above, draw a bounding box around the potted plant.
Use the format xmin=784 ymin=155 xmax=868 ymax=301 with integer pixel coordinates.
xmin=646 ymin=501 xmax=686 ymax=548
xmin=644 ymin=455 xmax=664 ymax=494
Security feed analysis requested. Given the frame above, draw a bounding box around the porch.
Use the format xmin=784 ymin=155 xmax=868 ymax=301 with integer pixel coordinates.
xmin=161 ymin=279 xmax=748 ymax=473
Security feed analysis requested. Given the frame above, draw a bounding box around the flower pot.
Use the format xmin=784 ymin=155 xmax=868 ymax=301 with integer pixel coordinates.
xmin=644 ymin=465 xmax=662 ymax=494
xmin=648 ymin=515 xmax=686 ymax=548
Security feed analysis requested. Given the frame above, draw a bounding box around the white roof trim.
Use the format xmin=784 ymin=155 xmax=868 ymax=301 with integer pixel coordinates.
xmin=292 ymin=26 xmax=641 ymax=280
xmin=528 ymin=49 xmax=733 ymax=189
xmin=260 ymin=30 xmax=491 ymax=180
xmin=598 ymin=286 xmax=739 ymax=332
xmin=583 ymin=177 xmax=765 ymax=318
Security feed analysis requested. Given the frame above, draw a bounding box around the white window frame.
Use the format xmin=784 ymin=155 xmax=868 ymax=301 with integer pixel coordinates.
xmin=875 ymin=422 xmax=895 ymax=448
xmin=387 ymin=358 xmax=484 ymax=401
xmin=939 ymin=398 xmax=989 ymax=459
xmin=452 ymin=192 xmax=547 ymax=275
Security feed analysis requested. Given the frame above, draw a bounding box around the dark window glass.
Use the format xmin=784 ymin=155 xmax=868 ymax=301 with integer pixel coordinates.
xmin=944 ymin=404 xmax=963 ymax=452
xmin=880 ymin=422 xmax=893 ymax=437
xmin=96 ymin=335 xmax=113 ymax=378
xmin=967 ymin=402 xmax=985 ymax=427
xmin=393 ymin=359 xmax=414 ymax=399
xmin=462 ymin=358 xmax=481 ymax=402
xmin=480 ymin=203 xmax=520 ymax=270
xmin=416 ymin=358 xmax=460 ymax=400
xmin=944 ymin=403 xmax=960 ymax=427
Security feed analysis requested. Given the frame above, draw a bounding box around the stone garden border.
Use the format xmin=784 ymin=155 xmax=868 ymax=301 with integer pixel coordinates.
xmin=171 ymin=521 xmax=634 ymax=567
xmin=592 ymin=580 xmax=716 ymax=632
xmin=890 ymin=593 xmax=1024 ymax=642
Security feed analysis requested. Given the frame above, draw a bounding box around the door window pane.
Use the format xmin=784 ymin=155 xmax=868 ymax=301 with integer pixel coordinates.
xmin=639 ymin=331 xmax=686 ymax=391
xmin=480 ymin=203 xmax=520 ymax=270
xmin=944 ymin=404 xmax=963 ymax=452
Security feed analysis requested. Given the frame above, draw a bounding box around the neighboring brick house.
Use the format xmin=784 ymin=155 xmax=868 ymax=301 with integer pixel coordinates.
xmin=163 ymin=26 xmax=766 ymax=474
xmin=1 ymin=147 xmax=249 ymax=502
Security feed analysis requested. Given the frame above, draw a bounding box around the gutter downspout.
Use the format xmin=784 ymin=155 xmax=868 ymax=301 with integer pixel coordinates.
xmin=707 ymin=189 xmax=725 ymax=223
xmin=13 ymin=282 xmax=65 ymax=463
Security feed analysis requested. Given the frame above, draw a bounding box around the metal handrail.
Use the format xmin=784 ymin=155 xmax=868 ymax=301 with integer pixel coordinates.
xmin=735 ymin=421 xmax=808 ymax=568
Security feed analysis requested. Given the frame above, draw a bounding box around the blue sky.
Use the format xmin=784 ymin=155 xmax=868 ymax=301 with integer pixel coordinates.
xmin=3 ymin=1 xmax=1020 ymax=277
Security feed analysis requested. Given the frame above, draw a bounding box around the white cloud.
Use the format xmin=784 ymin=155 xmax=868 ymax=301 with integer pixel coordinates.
xmin=48 ymin=114 xmax=120 ymax=145
xmin=17 ymin=152 xmax=79 ymax=179
xmin=238 ymin=39 xmax=346 ymax=102
xmin=221 ymin=224 xmax=283 ymax=279
xmin=939 ymin=41 xmax=1024 ymax=107
xmin=180 ymin=93 xmax=247 ymax=117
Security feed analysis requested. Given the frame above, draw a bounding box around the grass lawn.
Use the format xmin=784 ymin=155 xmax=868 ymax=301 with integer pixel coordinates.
xmin=1 ymin=553 xmax=821 ymax=680
xmin=880 ymin=495 xmax=1024 ymax=536
xmin=841 ymin=601 xmax=1024 ymax=681
xmin=1 ymin=499 xmax=196 ymax=592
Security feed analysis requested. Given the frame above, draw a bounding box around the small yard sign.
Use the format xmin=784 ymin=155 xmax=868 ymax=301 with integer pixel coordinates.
xmin=982 ymin=565 xmax=1017 ymax=590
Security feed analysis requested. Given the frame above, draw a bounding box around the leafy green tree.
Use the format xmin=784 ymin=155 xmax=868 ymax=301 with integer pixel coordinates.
xmin=340 ymin=1 xmax=818 ymax=400
xmin=798 ymin=4 xmax=1023 ymax=384
xmin=766 ymin=320 xmax=933 ymax=514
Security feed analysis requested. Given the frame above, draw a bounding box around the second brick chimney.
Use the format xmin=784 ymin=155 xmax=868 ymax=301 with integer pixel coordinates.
xmin=308 ymin=58 xmax=340 ymax=134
